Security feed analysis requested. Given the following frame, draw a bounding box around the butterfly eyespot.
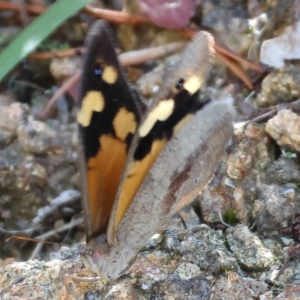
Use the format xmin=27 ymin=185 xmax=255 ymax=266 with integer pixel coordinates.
xmin=175 ymin=78 xmax=185 ymax=90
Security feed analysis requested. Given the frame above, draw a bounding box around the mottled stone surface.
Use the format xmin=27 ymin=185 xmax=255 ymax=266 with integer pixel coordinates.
xmin=253 ymin=184 xmax=297 ymax=233
xmin=0 ymin=226 xmax=271 ymax=300
xmin=1 ymin=2 xmax=300 ymax=299
xmin=266 ymin=109 xmax=300 ymax=152
xmin=0 ymin=100 xmax=80 ymax=258
xmin=257 ymin=63 xmax=300 ymax=107
xmin=226 ymin=225 xmax=281 ymax=271
xmin=0 ymin=103 xmax=29 ymax=147
xmin=17 ymin=118 xmax=62 ymax=154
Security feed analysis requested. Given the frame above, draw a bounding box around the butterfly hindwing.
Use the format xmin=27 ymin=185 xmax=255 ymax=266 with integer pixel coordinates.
xmin=107 ymin=31 xmax=216 ymax=241
xmin=78 ymin=21 xmax=141 ymax=241
xmin=96 ymin=101 xmax=234 ymax=280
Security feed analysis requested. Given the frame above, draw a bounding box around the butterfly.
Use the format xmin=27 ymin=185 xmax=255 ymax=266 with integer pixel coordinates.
xmin=77 ymin=20 xmax=234 ymax=280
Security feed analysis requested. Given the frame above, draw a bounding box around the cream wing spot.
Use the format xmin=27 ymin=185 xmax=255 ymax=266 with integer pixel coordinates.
xmin=113 ymin=108 xmax=137 ymax=140
xmin=77 ymin=91 xmax=105 ymax=127
xmin=102 ymin=66 xmax=118 ymax=84
xmin=139 ymin=99 xmax=175 ymax=137
xmin=183 ymin=75 xmax=203 ymax=95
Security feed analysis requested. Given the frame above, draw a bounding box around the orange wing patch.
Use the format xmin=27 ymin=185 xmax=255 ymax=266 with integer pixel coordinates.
xmin=86 ymin=108 xmax=138 ymax=237
xmin=112 ymin=138 xmax=167 ymax=236
xmin=87 ymin=135 xmax=127 ymax=236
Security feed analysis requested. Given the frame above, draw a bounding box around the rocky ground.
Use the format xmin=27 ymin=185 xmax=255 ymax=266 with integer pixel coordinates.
xmin=1 ymin=0 xmax=300 ymax=299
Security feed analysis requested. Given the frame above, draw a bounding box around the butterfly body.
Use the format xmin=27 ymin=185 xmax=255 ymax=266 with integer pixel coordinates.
xmin=78 ymin=21 xmax=234 ymax=280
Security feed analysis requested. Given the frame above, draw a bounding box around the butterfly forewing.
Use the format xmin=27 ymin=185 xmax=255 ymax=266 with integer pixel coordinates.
xmin=78 ymin=21 xmax=141 ymax=241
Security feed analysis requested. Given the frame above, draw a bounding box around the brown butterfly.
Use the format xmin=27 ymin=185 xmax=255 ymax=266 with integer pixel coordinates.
xmin=77 ymin=20 xmax=234 ymax=280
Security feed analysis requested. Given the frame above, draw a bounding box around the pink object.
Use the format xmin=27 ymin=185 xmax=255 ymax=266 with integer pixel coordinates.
xmin=137 ymin=0 xmax=196 ymax=28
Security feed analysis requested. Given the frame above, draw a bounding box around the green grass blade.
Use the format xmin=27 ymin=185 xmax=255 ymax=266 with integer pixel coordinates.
xmin=0 ymin=0 xmax=91 ymax=82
